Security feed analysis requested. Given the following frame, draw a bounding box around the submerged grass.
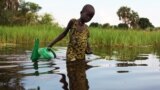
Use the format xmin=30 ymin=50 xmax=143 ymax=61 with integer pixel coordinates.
xmin=1 ymin=25 xmax=160 ymax=47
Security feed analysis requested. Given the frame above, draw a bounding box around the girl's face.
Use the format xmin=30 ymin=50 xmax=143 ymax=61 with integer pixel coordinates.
xmin=80 ymin=8 xmax=95 ymax=23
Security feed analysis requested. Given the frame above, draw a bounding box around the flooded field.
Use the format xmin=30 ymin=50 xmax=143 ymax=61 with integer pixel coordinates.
xmin=0 ymin=44 xmax=160 ymax=90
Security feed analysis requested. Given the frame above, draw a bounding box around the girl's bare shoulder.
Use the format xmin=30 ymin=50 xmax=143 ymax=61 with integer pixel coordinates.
xmin=67 ymin=18 xmax=77 ymax=28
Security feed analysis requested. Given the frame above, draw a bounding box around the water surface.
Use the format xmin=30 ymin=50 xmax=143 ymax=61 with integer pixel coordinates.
xmin=0 ymin=44 xmax=160 ymax=90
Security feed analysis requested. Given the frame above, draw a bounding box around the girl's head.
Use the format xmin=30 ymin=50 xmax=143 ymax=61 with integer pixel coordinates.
xmin=80 ymin=4 xmax=95 ymax=23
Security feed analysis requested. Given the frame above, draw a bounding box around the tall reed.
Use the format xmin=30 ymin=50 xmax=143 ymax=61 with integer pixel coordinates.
xmin=90 ymin=27 xmax=160 ymax=47
xmin=0 ymin=25 xmax=67 ymax=46
xmin=1 ymin=25 xmax=160 ymax=47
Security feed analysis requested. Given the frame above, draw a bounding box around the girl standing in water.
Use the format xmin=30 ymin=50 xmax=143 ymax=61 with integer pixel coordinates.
xmin=47 ymin=4 xmax=95 ymax=62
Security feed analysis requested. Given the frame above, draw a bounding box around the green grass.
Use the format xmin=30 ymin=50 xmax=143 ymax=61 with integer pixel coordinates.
xmin=0 ymin=25 xmax=67 ymax=46
xmin=90 ymin=27 xmax=160 ymax=47
xmin=1 ymin=25 xmax=160 ymax=47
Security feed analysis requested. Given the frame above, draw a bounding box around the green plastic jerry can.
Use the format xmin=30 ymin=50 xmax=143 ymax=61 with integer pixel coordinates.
xmin=38 ymin=47 xmax=56 ymax=60
xmin=30 ymin=38 xmax=56 ymax=62
xmin=30 ymin=38 xmax=40 ymax=62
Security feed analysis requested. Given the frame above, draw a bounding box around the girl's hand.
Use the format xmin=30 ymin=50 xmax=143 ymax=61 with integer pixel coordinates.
xmin=85 ymin=48 xmax=93 ymax=54
xmin=47 ymin=47 xmax=52 ymax=51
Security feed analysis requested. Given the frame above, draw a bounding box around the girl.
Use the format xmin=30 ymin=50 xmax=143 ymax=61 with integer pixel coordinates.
xmin=47 ymin=4 xmax=95 ymax=62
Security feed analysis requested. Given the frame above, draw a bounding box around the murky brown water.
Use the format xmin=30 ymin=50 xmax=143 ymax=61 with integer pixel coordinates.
xmin=0 ymin=44 xmax=160 ymax=90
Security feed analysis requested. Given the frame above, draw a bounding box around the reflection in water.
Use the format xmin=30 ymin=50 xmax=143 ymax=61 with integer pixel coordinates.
xmin=0 ymin=67 xmax=25 ymax=90
xmin=67 ymin=60 xmax=89 ymax=90
xmin=58 ymin=74 xmax=69 ymax=90
xmin=94 ymin=46 xmax=153 ymax=61
xmin=0 ymin=53 xmax=25 ymax=90
xmin=117 ymin=70 xmax=129 ymax=73
xmin=33 ymin=61 xmax=40 ymax=76
xmin=117 ymin=62 xmax=148 ymax=67
xmin=30 ymin=61 xmax=58 ymax=76
xmin=135 ymin=56 xmax=148 ymax=60
xmin=33 ymin=61 xmax=39 ymax=70
xmin=31 ymin=60 xmax=89 ymax=90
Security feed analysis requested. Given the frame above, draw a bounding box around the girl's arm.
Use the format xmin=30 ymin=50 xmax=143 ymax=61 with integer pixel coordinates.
xmin=47 ymin=19 xmax=74 ymax=47
xmin=85 ymin=40 xmax=93 ymax=54
xmin=85 ymin=26 xmax=93 ymax=54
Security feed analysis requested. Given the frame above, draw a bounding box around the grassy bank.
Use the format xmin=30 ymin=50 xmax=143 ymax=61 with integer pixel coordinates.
xmin=1 ymin=25 xmax=160 ymax=47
